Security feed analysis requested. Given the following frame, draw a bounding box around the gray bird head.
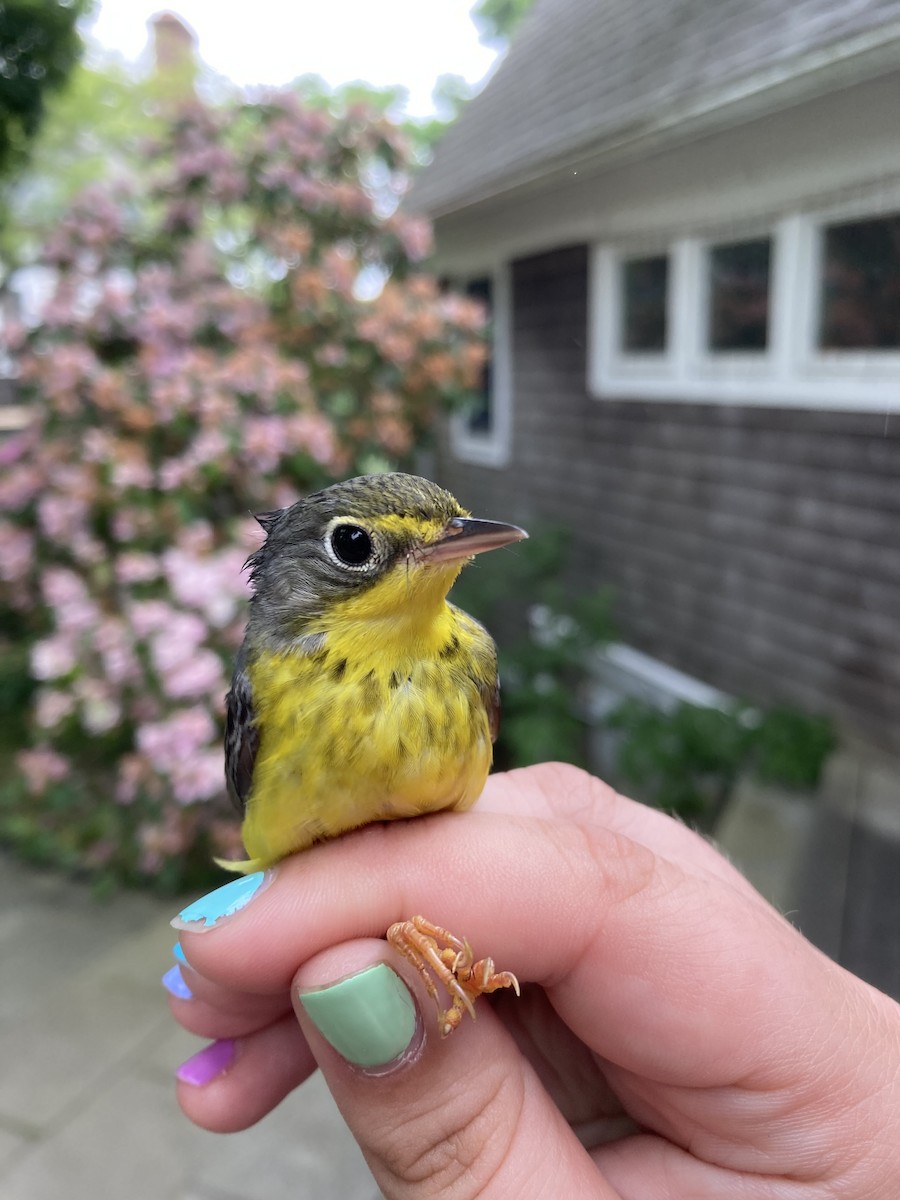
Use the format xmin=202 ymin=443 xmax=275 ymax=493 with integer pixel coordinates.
xmin=243 ymin=472 xmax=526 ymax=646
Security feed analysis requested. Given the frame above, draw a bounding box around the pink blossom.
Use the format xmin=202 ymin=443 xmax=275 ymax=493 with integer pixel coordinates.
xmin=137 ymin=707 xmax=216 ymax=774
xmin=0 ymin=523 xmax=33 ymax=582
xmin=69 ymin=531 xmax=106 ymax=566
xmin=34 ymin=688 xmax=76 ymax=729
xmin=158 ymin=457 xmax=195 ymax=491
xmin=129 ymin=600 xmax=178 ymax=638
xmin=95 ymin=618 xmax=141 ymax=685
xmin=17 ymin=747 xmax=70 ymax=794
xmin=0 ymin=430 xmax=34 ymax=467
xmin=75 ymin=678 xmax=122 ymax=734
xmin=189 ymin=428 xmax=229 ymax=466
xmin=82 ymin=428 xmax=117 ymax=464
xmin=286 ymin=412 xmax=339 ymax=466
xmin=42 ymin=567 xmax=89 ymax=609
xmin=115 ymin=552 xmax=161 ymax=586
xmin=32 ymin=634 xmax=79 ymax=681
xmin=137 ymin=809 xmax=191 ymax=872
xmin=162 ymin=546 xmax=249 ymax=627
xmin=396 ymin=215 xmax=433 ymax=262
xmin=37 ymin=493 xmax=88 ymax=542
xmin=115 ymin=754 xmax=146 ymax=805
xmin=243 ymin=415 xmax=288 ymax=474
xmin=148 ymin=611 xmax=208 ymax=675
xmin=111 ymin=454 xmax=154 ymax=490
xmin=158 ymin=648 xmax=226 ymax=700
xmin=175 ymin=522 xmax=214 ymax=555
xmin=170 ymin=750 xmax=225 ymax=805
xmin=0 ymin=464 xmax=43 ymax=509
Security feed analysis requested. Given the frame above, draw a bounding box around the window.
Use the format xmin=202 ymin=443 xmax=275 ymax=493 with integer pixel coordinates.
xmin=461 ymin=276 xmax=494 ymax=434
xmin=621 ymin=255 xmax=668 ymax=352
xmin=818 ymin=214 xmax=900 ymax=350
xmin=589 ymin=195 xmax=900 ymax=410
xmin=449 ymin=266 xmax=512 ymax=467
xmin=707 ymin=238 xmax=771 ymax=352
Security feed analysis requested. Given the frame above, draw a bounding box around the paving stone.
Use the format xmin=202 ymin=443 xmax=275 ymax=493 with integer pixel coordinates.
xmin=137 ymin=1020 xmax=204 ymax=1083
xmin=0 ymin=854 xmax=167 ymax=1025
xmin=1 ymin=1071 xmax=375 ymax=1200
xmin=0 ymin=1125 xmax=29 ymax=1173
xmin=187 ymin=1072 xmax=377 ymax=1200
xmin=0 ymin=968 xmax=169 ymax=1131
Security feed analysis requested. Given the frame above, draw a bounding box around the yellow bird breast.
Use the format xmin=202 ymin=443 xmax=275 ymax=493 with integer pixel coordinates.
xmin=240 ymin=605 xmax=495 ymax=868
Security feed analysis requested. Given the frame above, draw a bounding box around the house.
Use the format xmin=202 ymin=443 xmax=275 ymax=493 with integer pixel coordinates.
xmin=412 ymin=0 xmax=900 ymax=761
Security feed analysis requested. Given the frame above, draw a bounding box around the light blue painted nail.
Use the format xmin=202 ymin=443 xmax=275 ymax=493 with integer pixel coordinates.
xmin=162 ymin=964 xmax=193 ymax=1001
xmin=172 ymin=871 xmax=268 ymax=930
xmin=172 ymin=942 xmax=188 ymax=965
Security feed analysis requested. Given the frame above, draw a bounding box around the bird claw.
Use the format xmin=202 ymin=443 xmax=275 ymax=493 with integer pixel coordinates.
xmin=386 ymin=914 xmax=520 ymax=1038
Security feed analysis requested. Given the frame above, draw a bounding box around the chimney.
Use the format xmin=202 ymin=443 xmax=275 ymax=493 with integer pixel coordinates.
xmin=149 ymin=12 xmax=197 ymax=95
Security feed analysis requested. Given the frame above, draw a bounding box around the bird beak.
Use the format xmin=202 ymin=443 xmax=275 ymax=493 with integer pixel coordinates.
xmin=421 ymin=517 xmax=528 ymax=565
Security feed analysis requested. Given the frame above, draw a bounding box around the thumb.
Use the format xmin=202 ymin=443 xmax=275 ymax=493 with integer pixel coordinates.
xmin=293 ymin=939 xmax=617 ymax=1200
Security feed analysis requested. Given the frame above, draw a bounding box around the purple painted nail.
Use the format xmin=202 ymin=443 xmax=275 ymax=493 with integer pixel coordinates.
xmin=176 ymin=1039 xmax=236 ymax=1086
xmin=162 ymin=964 xmax=193 ymax=1001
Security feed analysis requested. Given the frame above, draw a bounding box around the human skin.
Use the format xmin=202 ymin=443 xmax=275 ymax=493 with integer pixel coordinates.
xmin=169 ymin=763 xmax=900 ymax=1199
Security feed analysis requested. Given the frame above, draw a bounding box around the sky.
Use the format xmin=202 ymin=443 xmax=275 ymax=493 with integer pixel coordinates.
xmin=83 ymin=1 xmax=500 ymax=116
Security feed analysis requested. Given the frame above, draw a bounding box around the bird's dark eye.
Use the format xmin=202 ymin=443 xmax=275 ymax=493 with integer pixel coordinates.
xmin=330 ymin=523 xmax=373 ymax=567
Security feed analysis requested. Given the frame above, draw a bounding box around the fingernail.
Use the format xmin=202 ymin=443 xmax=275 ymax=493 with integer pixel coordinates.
xmin=176 ymin=1038 xmax=236 ymax=1086
xmin=299 ymin=963 xmax=417 ymax=1068
xmin=172 ymin=942 xmax=188 ymax=965
xmin=162 ymin=964 xmax=193 ymax=1001
xmin=171 ymin=871 xmax=270 ymax=931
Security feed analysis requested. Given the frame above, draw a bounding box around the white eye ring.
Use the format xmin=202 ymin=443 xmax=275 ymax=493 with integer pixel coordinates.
xmin=324 ymin=520 xmax=377 ymax=571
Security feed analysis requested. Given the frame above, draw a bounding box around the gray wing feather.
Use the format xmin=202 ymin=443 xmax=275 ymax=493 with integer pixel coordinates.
xmin=225 ymin=654 xmax=258 ymax=814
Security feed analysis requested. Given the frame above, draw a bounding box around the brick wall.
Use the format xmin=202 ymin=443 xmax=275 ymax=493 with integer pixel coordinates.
xmin=436 ymin=244 xmax=900 ymax=756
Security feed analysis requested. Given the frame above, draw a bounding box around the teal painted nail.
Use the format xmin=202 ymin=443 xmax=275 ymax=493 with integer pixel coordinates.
xmin=172 ymin=942 xmax=188 ymax=965
xmin=299 ymin=963 xmax=417 ymax=1068
xmin=172 ymin=871 xmax=268 ymax=930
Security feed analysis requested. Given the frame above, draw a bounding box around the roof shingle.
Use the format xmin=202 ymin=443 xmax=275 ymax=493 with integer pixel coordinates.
xmin=413 ymin=0 xmax=900 ymax=214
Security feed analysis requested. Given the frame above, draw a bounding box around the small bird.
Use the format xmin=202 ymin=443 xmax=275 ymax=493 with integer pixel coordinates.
xmin=222 ymin=472 xmax=526 ymax=1034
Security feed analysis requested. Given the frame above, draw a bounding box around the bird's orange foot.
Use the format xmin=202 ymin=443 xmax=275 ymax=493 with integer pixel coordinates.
xmin=386 ymin=914 xmax=520 ymax=1037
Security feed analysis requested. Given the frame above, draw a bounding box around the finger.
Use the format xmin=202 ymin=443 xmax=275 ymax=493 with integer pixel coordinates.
xmin=167 ymin=987 xmax=291 ymax=1040
xmin=292 ymin=939 xmax=619 ymax=1200
xmin=167 ymin=949 xmax=292 ymax=1034
xmin=176 ymin=1011 xmax=316 ymax=1133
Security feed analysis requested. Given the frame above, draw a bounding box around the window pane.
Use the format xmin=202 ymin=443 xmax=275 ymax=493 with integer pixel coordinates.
xmin=819 ymin=214 xmax=900 ymax=349
xmin=707 ymin=238 xmax=770 ymax=351
xmin=465 ymin=277 xmax=493 ymax=433
xmin=621 ymin=255 xmax=668 ymax=352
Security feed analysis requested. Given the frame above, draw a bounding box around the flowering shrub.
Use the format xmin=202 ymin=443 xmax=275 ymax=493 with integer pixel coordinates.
xmin=0 ymin=91 xmax=486 ymax=891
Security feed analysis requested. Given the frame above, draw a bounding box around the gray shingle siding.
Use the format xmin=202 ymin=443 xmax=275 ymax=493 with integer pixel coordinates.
xmin=437 ymin=245 xmax=900 ymax=754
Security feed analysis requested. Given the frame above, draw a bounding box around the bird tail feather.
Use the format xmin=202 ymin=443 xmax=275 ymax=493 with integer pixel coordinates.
xmin=213 ymin=855 xmax=267 ymax=875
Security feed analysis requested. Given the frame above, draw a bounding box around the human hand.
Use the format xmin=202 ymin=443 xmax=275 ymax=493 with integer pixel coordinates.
xmin=168 ymin=763 xmax=900 ymax=1199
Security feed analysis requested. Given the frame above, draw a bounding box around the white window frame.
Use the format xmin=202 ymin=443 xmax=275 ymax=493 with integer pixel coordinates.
xmin=589 ymin=190 xmax=900 ymax=412
xmin=450 ymin=264 xmax=513 ymax=468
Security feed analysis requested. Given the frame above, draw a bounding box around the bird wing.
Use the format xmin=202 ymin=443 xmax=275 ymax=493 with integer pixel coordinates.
xmin=482 ymin=673 xmax=501 ymax=744
xmin=224 ymin=659 xmax=258 ymax=815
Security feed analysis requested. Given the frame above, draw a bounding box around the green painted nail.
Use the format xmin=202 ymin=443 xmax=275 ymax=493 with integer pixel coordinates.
xmin=299 ymin=963 xmax=417 ymax=1068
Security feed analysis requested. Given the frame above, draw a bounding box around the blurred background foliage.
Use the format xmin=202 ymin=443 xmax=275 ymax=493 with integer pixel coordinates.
xmin=0 ymin=0 xmax=92 ymax=194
